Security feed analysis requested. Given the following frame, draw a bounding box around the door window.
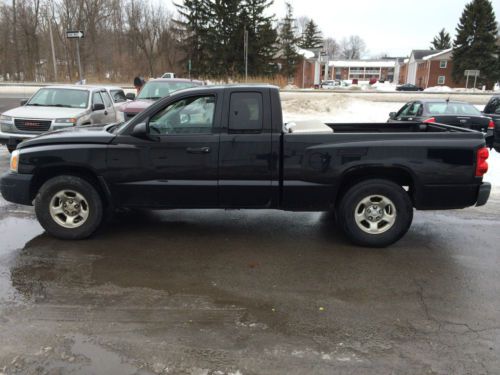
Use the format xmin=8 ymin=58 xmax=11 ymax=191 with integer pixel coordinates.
xmin=101 ymin=91 xmax=113 ymax=108
xmin=228 ymin=92 xmax=263 ymax=132
xmin=149 ymin=96 xmax=215 ymax=135
xmin=110 ymin=90 xmax=127 ymax=103
xmin=396 ymin=103 xmax=412 ymax=117
xmin=407 ymin=102 xmax=422 ymax=116
xmin=92 ymin=92 xmax=104 ymax=106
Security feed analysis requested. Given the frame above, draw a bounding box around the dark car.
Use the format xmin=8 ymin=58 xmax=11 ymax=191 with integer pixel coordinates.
xmin=388 ymin=99 xmax=494 ymax=146
xmin=117 ymin=78 xmax=203 ymax=121
xmin=396 ymin=83 xmax=424 ymax=91
xmin=482 ymin=95 xmax=500 ymax=152
xmin=0 ymin=86 xmax=491 ymax=247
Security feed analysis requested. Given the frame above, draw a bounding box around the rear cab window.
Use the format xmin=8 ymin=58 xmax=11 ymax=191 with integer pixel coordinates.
xmin=228 ymin=92 xmax=263 ymax=133
xmin=425 ymin=102 xmax=481 ymax=116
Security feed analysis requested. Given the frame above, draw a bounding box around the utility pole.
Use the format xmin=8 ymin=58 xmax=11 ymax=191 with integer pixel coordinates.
xmin=244 ymin=27 xmax=248 ymax=82
xmin=48 ymin=12 xmax=57 ymax=81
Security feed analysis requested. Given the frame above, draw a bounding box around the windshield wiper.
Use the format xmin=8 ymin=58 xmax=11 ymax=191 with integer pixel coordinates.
xmin=26 ymin=103 xmax=43 ymax=106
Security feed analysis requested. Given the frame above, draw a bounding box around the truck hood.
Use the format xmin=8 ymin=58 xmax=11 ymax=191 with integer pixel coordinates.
xmin=4 ymin=105 xmax=89 ymax=119
xmin=118 ymin=99 xmax=155 ymax=114
xmin=18 ymin=124 xmax=117 ymax=149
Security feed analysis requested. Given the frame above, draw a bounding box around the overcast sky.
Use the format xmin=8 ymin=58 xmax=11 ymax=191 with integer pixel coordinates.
xmin=170 ymin=0 xmax=500 ymax=58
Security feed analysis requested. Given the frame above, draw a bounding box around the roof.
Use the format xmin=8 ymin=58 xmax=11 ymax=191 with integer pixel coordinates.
xmin=328 ymin=60 xmax=396 ymax=68
xmin=148 ymin=78 xmax=203 ymax=84
xmin=422 ymin=48 xmax=453 ymax=60
xmin=297 ymin=48 xmax=315 ymax=59
xmin=410 ymin=50 xmax=438 ymax=60
xmin=415 ymin=99 xmax=469 ymax=104
xmin=40 ymin=85 xmax=108 ymax=91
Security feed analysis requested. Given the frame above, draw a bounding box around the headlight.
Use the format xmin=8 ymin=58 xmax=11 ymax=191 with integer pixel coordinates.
xmin=10 ymin=150 xmax=19 ymax=173
xmin=0 ymin=115 xmax=12 ymax=122
xmin=55 ymin=118 xmax=77 ymax=124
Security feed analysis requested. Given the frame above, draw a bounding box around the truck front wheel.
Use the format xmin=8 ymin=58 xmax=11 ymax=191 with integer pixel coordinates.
xmin=338 ymin=179 xmax=413 ymax=247
xmin=35 ymin=175 xmax=104 ymax=240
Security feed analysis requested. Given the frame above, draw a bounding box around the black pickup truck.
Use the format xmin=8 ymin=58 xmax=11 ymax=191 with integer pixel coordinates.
xmin=0 ymin=85 xmax=491 ymax=247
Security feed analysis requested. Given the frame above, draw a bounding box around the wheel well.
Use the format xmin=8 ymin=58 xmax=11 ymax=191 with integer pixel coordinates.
xmin=30 ymin=167 xmax=109 ymax=207
xmin=335 ymin=167 xmax=415 ymax=207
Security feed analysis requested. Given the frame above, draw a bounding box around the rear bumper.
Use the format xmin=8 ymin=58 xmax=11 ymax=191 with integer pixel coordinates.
xmin=415 ymin=182 xmax=491 ymax=210
xmin=0 ymin=172 xmax=34 ymax=205
xmin=476 ymin=182 xmax=491 ymax=207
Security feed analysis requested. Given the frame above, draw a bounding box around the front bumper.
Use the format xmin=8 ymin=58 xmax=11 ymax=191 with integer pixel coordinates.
xmin=0 ymin=130 xmax=36 ymax=145
xmin=476 ymin=182 xmax=491 ymax=207
xmin=0 ymin=172 xmax=34 ymax=205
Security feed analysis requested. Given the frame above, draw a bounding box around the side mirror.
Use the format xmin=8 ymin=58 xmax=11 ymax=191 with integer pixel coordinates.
xmin=131 ymin=122 xmax=158 ymax=141
xmin=126 ymin=93 xmax=136 ymax=100
xmin=389 ymin=112 xmax=397 ymax=119
xmin=92 ymin=103 xmax=105 ymax=111
xmin=20 ymin=99 xmax=28 ymax=106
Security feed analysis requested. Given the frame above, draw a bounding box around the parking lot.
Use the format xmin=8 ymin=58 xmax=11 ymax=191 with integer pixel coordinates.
xmin=0 ymin=94 xmax=500 ymax=374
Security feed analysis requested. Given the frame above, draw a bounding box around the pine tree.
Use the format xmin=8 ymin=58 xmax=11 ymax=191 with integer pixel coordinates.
xmin=430 ymin=28 xmax=451 ymax=50
xmin=174 ymin=0 xmax=211 ymax=77
xmin=300 ymin=20 xmax=323 ymax=50
xmin=452 ymin=0 xmax=499 ymax=87
xmin=278 ymin=2 xmax=301 ymax=80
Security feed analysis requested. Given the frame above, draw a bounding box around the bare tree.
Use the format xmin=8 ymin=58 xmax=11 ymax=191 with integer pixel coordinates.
xmin=323 ymin=37 xmax=339 ymax=59
xmin=340 ymin=35 xmax=366 ymax=60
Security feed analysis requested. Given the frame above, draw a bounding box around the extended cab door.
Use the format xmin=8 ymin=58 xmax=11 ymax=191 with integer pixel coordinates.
xmin=218 ymin=88 xmax=279 ymax=208
xmin=100 ymin=90 xmax=117 ymax=123
xmin=108 ymin=92 xmax=222 ymax=208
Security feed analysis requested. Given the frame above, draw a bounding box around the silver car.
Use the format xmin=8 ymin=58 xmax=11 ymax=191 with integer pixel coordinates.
xmin=0 ymin=85 xmax=118 ymax=152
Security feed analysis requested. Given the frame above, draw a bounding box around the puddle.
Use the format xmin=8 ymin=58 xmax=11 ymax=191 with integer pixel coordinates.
xmin=0 ymin=216 xmax=43 ymax=256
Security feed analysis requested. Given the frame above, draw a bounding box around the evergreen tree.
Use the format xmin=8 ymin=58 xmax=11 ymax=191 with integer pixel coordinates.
xmin=300 ymin=20 xmax=323 ymax=50
xmin=174 ymin=0 xmax=211 ymax=76
xmin=452 ymin=0 xmax=499 ymax=87
xmin=278 ymin=2 xmax=301 ymax=80
xmin=430 ymin=28 xmax=451 ymax=50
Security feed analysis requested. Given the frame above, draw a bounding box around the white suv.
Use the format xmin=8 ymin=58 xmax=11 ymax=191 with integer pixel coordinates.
xmin=0 ymin=85 xmax=118 ymax=152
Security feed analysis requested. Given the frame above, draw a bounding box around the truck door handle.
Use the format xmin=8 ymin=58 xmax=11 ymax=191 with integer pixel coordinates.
xmin=186 ymin=147 xmax=211 ymax=154
xmin=104 ymin=110 xmax=108 ymax=115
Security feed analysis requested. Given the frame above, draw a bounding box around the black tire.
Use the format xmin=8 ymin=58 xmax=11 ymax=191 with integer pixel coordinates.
xmin=337 ymin=179 xmax=413 ymax=247
xmin=35 ymin=175 xmax=104 ymax=240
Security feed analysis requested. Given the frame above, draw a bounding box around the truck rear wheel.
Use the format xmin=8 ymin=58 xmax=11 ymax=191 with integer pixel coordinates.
xmin=35 ymin=175 xmax=103 ymax=240
xmin=338 ymin=179 xmax=413 ymax=247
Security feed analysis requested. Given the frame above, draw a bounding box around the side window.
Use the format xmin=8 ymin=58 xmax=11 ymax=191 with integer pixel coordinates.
xmin=484 ymin=98 xmax=500 ymax=114
xmin=397 ymin=102 xmax=412 ymax=117
xmin=228 ymin=92 xmax=263 ymax=132
xmin=149 ymin=95 xmax=215 ymax=135
xmin=111 ymin=90 xmax=127 ymax=103
xmin=92 ymin=92 xmax=104 ymax=106
xmin=101 ymin=91 xmax=113 ymax=108
xmin=407 ymin=102 xmax=422 ymax=116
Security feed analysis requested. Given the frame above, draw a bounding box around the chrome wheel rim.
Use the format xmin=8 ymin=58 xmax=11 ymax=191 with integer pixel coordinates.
xmin=354 ymin=195 xmax=396 ymax=235
xmin=49 ymin=190 xmax=90 ymax=229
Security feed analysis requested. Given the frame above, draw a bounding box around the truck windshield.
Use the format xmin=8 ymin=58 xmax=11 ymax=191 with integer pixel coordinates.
xmin=425 ymin=102 xmax=481 ymax=116
xmin=137 ymin=81 xmax=198 ymax=100
xmin=27 ymin=88 xmax=89 ymax=109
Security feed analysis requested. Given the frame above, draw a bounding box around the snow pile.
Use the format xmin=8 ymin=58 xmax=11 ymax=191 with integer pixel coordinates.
xmin=424 ymin=86 xmax=453 ymax=93
xmin=372 ymin=82 xmax=398 ymax=92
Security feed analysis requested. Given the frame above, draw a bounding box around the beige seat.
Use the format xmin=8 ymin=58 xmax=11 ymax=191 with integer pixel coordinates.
xmin=285 ymin=120 xmax=333 ymax=134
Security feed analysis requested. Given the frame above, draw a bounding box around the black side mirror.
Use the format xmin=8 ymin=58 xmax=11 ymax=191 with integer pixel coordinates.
xmin=131 ymin=122 xmax=158 ymax=141
xmin=389 ymin=112 xmax=397 ymax=119
xmin=20 ymin=99 xmax=28 ymax=106
xmin=126 ymin=93 xmax=136 ymax=100
xmin=92 ymin=103 xmax=105 ymax=111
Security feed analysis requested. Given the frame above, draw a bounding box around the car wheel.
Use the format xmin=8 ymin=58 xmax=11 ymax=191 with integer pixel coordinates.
xmin=35 ymin=175 xmax=104 ymax=240
xmin=338 ymin=179 xmax=413 ymax=247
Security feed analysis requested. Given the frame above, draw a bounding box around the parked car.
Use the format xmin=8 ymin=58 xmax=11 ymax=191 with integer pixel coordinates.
xmin=0 ymin=85 xmax=118 ymax=152
xmin=482 ymin=95 xmax=500 ymax=152
xmin=388 ymin=99 xmax=494 ymax=147
xmin=320 ymin=80 xmax=339 ymax=89
xmin=161 ymin=72 xmax=176 ymax=79
xmin=0 ymin=86 xmax=491 ymax=247
xmin=117 ymin=78 xmax=203 ymax=122
xmin=396 ymin=83 xmax=424 ymax=91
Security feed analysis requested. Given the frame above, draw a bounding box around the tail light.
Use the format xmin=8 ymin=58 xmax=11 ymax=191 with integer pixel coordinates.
xmin=423 ymin=117 xmax=436 ymax=123
xmin=488 ymin=120 xmax=494 ymax=129
xmin=475 ymin=147 xmax=489 ymax=177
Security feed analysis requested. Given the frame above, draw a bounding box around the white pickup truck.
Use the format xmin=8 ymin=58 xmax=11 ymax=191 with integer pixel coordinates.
xmin=0 ymin=85 xmax=121 ymax=152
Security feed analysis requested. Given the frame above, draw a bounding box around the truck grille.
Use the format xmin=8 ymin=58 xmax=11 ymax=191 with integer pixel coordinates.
xmin=14 ymin=119 xmax=52 ymax=132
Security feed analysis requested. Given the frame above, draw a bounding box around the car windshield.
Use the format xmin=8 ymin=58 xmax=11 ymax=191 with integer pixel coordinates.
xmin=425 ymin=102 xmax=481 ymax=116
xmin=27 ymin=88 xmax=89 ymax=108
xmin=137 ymin=81 xmax=199 ymax=100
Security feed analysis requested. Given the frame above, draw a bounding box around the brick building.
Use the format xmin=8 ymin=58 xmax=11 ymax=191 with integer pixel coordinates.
xmin=329 ymin=60 xmax=397 ymax=82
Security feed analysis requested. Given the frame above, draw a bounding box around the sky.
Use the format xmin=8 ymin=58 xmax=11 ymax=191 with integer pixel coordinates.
xmin=170 ymin=0 xmax=500 ymax=58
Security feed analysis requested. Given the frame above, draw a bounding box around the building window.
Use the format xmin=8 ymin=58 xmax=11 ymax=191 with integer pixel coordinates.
xmin=438 ymin=76 xmax=445 ymax=85
xmin=440 ymin=60 xmax=447 ymax=68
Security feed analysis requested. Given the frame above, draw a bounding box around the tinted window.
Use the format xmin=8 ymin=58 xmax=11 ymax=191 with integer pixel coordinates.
xmin=149 ymin=96 xmax=215 ymax=135
xmin=110 ymin=90 xmax=127 ymax=103
xmin=396 ymin=102 xmax=412 ymax=117
xmin=92 ymin=92 xmax=104 ymax=105
xmin=101 ymin=91 xmax=113 ymax=108
xmin=407 ymin=102 xmax=422 ymax=116
xmin=137 ymin=81 xmax=200 ymax=100
xmin=425 ymin=102 xmax=481 ymax=116
xmin=228 ymin=92 xmax=263 ymax=132
xmin=484 ymin=98 xmax=500 ymax=114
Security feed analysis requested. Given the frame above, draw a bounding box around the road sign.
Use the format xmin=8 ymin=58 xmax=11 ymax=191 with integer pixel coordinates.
xmin=66 ymin=30 xmax=84 ymax=39
xmin=464 ymin=70 xmax=480 ymax=77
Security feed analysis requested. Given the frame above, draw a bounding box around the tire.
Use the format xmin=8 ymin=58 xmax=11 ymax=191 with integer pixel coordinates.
xmin=337 ymin=179 xmax=413 ymax=247
xmin=35 ymin=175 xmax=104 ymax=240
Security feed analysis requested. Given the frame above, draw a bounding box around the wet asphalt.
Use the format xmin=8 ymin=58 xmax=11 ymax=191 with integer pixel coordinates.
xmin=0 ymin=98 xmax=500 ymax=374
